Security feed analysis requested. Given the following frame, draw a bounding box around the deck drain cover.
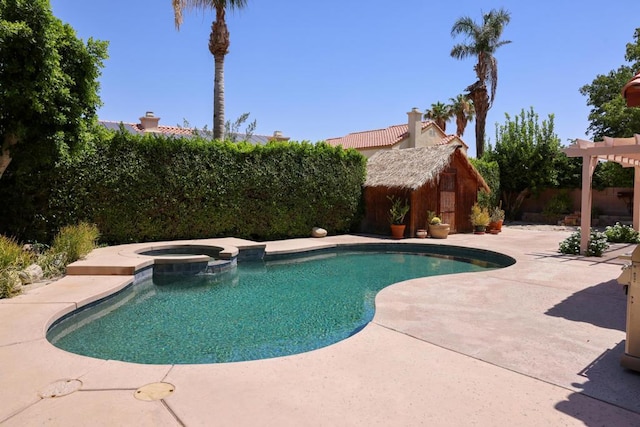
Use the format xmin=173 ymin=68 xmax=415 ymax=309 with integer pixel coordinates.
xmin=134 ymin=382 xmax=175 ymax=401
xmin=39 ymin=379 xmax=82 ymax=398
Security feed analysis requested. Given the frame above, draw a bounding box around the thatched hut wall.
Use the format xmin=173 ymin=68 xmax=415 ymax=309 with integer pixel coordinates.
xmin=361 ymin=145 xmax=488 ymax=237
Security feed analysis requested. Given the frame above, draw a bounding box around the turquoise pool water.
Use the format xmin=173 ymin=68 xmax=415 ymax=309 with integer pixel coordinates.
xmin=47 ymin=248 xmax=509 ymax=364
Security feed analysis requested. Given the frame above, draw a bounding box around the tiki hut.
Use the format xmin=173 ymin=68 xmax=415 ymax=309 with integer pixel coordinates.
xmin=362 ymin=144 xmax=489 ymax=237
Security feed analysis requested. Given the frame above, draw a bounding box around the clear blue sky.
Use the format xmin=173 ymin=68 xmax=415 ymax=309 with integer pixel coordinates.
xmin=50 ymin=0 xmax=640 ymax=157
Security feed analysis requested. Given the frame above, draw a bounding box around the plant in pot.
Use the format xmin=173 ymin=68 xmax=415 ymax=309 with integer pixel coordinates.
xmin=427 ymin=210 xmax=450 ymax=239
xmin=416 ymin=210 xmax=432 ymax=239
xmin=469 ymin=203 xmax=490 ymax=234
xmin=388 ymin=195 xmax=410 ymax=239
xmin=488 ymin=204 xmax=505 ymax=234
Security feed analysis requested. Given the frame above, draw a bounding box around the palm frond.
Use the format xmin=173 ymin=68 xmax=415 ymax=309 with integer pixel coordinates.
xmin=172 ymin=0 xmax=248 ymax=29
xmin=450 ymin=17 xmax=479 ymax=38
xmin=451 ymin=44 xmax=475 ymax=60
xmin=172 ymin=0 xmax=186 ymax=29
xmin=488 ymin=56 xmax=498 ymax=106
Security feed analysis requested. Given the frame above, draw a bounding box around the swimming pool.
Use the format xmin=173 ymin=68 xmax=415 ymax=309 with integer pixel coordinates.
xmin=47 ymin=245 xmax=514 ymax=364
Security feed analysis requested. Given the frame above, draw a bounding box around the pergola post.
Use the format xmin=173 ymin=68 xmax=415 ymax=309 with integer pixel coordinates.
xmin=580 ymin=155 xmax=598 ymax=254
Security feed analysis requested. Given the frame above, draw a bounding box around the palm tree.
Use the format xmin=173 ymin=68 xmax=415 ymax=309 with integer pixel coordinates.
xmin=424 ymin=102 xmax=453 ymax=132
xmin=451 ymin=8 xmax=511 ymax=157
xmin=172 ymin=0 xmax=248 ymax=140
xmin=449 ymin=94 xmax=475 ymax=137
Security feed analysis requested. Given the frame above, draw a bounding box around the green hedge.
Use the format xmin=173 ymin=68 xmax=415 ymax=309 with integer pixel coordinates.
xmin=469 ymin=157 xmax=500 ymax=208
xmin=45 ymin=131 xmax=366 ymax=244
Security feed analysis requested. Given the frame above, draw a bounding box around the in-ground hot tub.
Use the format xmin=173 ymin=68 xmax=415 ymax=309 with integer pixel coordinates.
xmin=136 ymin=245 xmax=238 ymax=276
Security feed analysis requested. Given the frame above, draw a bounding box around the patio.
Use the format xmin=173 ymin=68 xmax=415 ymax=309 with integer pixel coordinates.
xmin=1 ymin=227 xmax=640 ymax=426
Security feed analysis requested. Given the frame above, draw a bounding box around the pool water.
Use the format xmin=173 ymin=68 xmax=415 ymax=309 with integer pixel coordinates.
xmin=47 ymin=251 xmax=502 ymax=364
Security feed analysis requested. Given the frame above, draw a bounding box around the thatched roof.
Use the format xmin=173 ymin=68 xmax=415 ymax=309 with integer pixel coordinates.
xmin=364 ymin=144 xmax=489 ymax=191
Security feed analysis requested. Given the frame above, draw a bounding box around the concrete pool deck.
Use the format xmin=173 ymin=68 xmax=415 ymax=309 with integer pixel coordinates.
xmin=2 ymin=227 xmax=640 ymax=425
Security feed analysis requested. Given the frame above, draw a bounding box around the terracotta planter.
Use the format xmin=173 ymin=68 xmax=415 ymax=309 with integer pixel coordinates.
xmin=489 ymin=219 xmax=504 ymax=233
xmin=429 ymin=223 xmax=450 ymax=239
xmin=473 ymin=225 xmax=487 ymax=235
xmin=416 ymin=229 xmax=428 ymax=239
xmin=390 ymin=224 xmax=406 ymax=239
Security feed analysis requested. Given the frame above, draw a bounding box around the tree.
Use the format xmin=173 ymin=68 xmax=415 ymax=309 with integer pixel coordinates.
xmin=449 ymin=94 xmax=475 ymax=137
xmin=225 ymin=112 xmax=257 ymax=142
xmin=593 ymin=161 xmax=634 ymax=190
xmin=172 ymin=0 xmax=248 ymax=141
xmin=424 ymin=102 xmax=453 ymax=132
xmin=451 ymin=8 xmax=511 ymax=158
xmin=0 ymin=0 xmax=108 ymax=179
xmin=580 ymin=28 xmax=640 ymax=140
xmin=483 ymin=108 xmax=563 ymax=219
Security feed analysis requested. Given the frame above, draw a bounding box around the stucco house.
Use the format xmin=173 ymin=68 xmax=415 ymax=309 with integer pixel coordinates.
xmin=99 ymin=112 xmax=289 ymax=144
xmin=325 ymin=108 xmax=468 ymax=157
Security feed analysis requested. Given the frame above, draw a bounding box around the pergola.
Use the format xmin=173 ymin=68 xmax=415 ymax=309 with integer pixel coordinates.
xmin=563 ymin=136 xmax=640 ymax=253
xmin=562 ymin=69 xmax=640 ymax=254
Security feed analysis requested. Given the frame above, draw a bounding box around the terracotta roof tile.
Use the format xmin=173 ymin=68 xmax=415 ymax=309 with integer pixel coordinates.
xmin=326 ymin=121 xmax=434 ymax=149
xmin=100 ymin=121 xmax=195 ymax=136
xmin=435 ymin=135 xmax=457 ymax=145
xmin=99 ymin=120 xmax=276 ymax=144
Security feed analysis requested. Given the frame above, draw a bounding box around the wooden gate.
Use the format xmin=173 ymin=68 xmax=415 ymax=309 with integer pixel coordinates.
xmin=439 ymin=169 xmax=456 ymax=232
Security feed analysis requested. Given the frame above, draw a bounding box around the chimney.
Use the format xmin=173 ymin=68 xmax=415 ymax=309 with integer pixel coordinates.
xmin=139 ymin=111 xmax=160 ymax=132
xmin=407 ymin=107 xmax=422 ymax=148
xmin=269 ymin=130 xmax=290 ymax=142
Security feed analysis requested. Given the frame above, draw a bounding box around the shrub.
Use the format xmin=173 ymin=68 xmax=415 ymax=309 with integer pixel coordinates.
xmin=0 ymin=235 xmax=32 ymax=270
xmin=0 ymin=236 xmax=33 ymax=298
xmin=50 ymin=222 xmax=100 ymax=265
xmin=0 ymin=224 xmax=100 ymax=299
xmin=36 ymin=251 xmax=68 ymax=279
xmin=604 ymin=222 xmax=640 ymax=243
xmin=0 ymin=269 xmax=22 ymax=299
xmin=559 ymin=229 xmax=609 ymax=257
xmin=542 ymin=190 xmax=572 ymax=223
xmin=44 ymin=132 xmax=366 ymax=244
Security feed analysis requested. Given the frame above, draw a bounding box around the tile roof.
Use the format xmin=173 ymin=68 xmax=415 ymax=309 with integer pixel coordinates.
xmin=326 ymin=122 xmax=433 ymax=149
xmin=100 ymin=121 xmax=194 ymax=136
xmin=325 ymin=122 xmax=466 ymax=150
xmin=435 ymin=134 xmax=458 ymax=146
xmin=99 ymin=121 xmax=274 ymax=145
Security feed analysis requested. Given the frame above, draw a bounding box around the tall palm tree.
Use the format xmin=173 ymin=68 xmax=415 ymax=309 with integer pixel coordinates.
xmin=172 ymin=0 xmax=248 ymax=140
xmin=449 ymin=94 xmax=475 ymax=137
xmin=424 ymin=102 xmax=453 ymax=132
xmin=451 ymin=8 xmax=511 ymax=157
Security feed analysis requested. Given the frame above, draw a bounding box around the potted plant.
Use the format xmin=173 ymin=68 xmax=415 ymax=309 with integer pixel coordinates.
xmin=416 ymin=210 xmax=432 ymax=238
xmin=469 ymin=203 xmax=490 ymax=234
xmin=427 ymin=210 xmax=450 ymax=239
xmin=388 ymin=195 xmax=410 ymax=239
xmin=488 ymin=205 xmax=505 ymax=234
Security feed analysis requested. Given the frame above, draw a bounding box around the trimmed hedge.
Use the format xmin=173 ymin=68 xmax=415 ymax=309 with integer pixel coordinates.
xmin=47 ymin=131 xmax=366 ymax=244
